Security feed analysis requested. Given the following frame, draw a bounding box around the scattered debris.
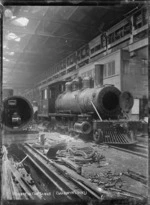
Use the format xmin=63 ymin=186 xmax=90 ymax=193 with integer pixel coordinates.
xmin=92 ymin=151 xmax=105 ymax=163
xmin=61 ymin=157 xmax=82 ymax=174
xmin=109 ymin=187 xmax=147 ymax=201
xmin=39 ymin=133 xmax=46 ymax=145
xmin=18 ymin=122 xmax=147 ymax=200
xmin=2 ymin=146 xmax=42 ymax=200
xmin=74 ymin=158 xmax=93 ymax=164
xmin=123 ymin=169 xmax=147 ymax=185
xmin=47 ymin=142 xmax=67 ymax=159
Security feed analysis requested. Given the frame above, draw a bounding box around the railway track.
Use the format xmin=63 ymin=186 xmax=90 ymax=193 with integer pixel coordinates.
xmin=3 ymin=142 xmax=147 ymax=202
xmin=108 ymin=143 xmax=148 ymax=158
xmin=20 ymin=143 xmax=147 ymax=202
xmin=21 ymin=143 xmax=113 ymax=202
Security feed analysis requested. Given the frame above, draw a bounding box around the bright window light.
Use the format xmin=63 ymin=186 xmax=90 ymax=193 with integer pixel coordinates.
xmin=13 ymin=17 xmax=29 ymax=27
xmin=3 ymin=57 xmax=10 ymax=62
xmin=7 ymin=33 xmax=18 ymax=40
xmin=4 ymin=9 xmax=13 ymax=18
xmin=10 ymin=52 xmax=15 ymax=55
xmin=3 ymin=80 xmax=7 ymax=83
xmin=6 ymin=51 xmax=15 ymax=56
xmin=7 ymin=33 xmax=21 ymax=42
xmin=15 ymin=38 xmax=21 ymax=42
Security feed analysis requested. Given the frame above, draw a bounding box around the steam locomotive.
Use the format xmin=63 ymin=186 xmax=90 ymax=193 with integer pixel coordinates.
xmin=39 ymin=77 xmax=140 ymax=145
xmin=1 ymin=81 xmax=139 ymax=145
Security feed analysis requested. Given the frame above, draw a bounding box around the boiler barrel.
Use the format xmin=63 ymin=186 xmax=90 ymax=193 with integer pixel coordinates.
xmin=78 ymin=85 xmax=121 ymax=119
xmin=2 ymin=96 xmax=33 ymax=130
xmin=56 ymin=85 xmax=122 ymax=119
xmin=55 ymin=90 xmax=81 ymax=113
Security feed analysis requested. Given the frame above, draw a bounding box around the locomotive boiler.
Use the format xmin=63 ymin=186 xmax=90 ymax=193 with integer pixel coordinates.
xmin=54 ymin=77 xmax=138 ymax=144
xmin=55 ymin=79 xmax=132 ymax=119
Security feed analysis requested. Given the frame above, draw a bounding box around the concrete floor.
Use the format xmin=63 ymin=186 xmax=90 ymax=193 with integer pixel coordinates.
xmin=1 ymin=127 xmax=148 ymax=203
xmin=37 ymin=131 xmax=148 ymax=198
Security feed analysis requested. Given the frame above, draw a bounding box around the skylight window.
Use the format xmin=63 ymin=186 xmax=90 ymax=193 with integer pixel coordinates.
xmin=10 ymin=52 xmax=15 ymax=55
xmin=3 ymin=45 xmax=7 ymax=49
xmin=3 ymin=80 xmax=8 ymax=83
xmin=3 ymin=57 xmax=10 ymax=62
xmin=15 ymin=38 xmax=21 ymax=42
xmin=5 ymin=51 xmax=15 ymax=56
xmin=7 ymin=33 xmax=21 ymax=42
xmin=4 ymin=9 xmax=28 ymax=27
xmin=13 ymin=17 xmax=29 ymax=27
xmin=4 ymin=9 xmax=13 ymax=18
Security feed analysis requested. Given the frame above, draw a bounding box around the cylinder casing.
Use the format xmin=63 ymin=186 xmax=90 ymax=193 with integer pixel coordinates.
xmin=74 ymin=121 xmax=92 ymax=134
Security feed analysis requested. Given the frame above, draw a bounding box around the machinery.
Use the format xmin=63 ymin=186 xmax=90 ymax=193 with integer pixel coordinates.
xmin=1 ymin=96 xmax=39 ymax=145
xmin=52 ymin=77 xmax=139 ymax=144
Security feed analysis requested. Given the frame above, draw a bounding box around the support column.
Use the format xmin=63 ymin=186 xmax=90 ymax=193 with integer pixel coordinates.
xmin=94 ymin=64 xmax=104 ymax=87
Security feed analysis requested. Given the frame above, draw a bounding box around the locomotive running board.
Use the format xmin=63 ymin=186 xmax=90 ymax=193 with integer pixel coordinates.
xmin=49 ymin=113 xmax=77 ymax=117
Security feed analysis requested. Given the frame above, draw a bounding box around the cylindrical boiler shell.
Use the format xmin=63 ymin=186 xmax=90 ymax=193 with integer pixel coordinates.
xmin=78 ymin=86 xmax=121 ymax=118
xmin=2 ymin=96 xmax=33 ymax=131
xmin=56 ymin=85 xmax=121 ymax=119
xmin=55 ymin=90 xmax=82 ymax=113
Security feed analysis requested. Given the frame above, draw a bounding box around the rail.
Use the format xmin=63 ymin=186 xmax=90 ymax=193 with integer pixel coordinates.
xmin=108 ymin=144 xmax=148 ymax=158
xmin=21 ymin=143 xmax=113 ymax=201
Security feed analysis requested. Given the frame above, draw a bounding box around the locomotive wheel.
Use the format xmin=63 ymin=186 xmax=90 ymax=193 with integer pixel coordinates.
xmin=93 ymin=129 xmax=104 ymax=144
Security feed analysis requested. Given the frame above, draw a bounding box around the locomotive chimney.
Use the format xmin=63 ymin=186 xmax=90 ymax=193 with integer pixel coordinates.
xmin=94 ymin=63 xmax=104 ymax=86
xmin=65 ymin=82 xmax=72 ymax=92
xmin=72 ymin=78 xmax=79 ymax=91
xmin=83 ymin=77 xmax=90 ymax=89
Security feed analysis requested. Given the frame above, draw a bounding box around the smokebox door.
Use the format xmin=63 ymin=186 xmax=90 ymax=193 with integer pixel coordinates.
xmin=119 ymin=91 xmax=134 ymax=113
